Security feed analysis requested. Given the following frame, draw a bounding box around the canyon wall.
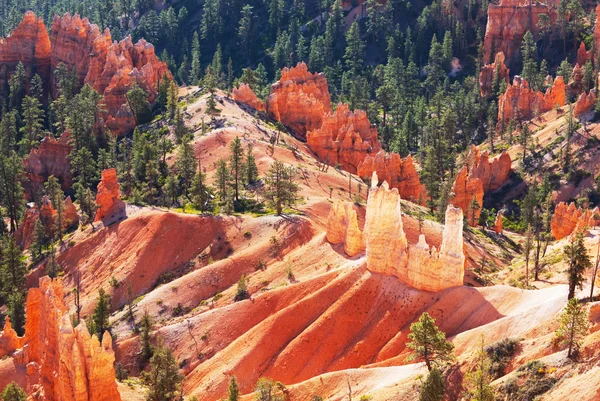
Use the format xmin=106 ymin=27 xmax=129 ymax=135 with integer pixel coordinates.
xmin=95 ymin=168 xmax=125 ymax=222
xmin=361 ymin=172 xmax=465 ymax=291
xmin=357 ymin=151 xmax=428 ymax=205
xmin=267 ymin=62 xmax=332 ymax=140
xmin=551 ymin=202 xmax=600 ymax=240
xmin=307 ymin=103 xmax=381 ymax=173
xmin=483 ymin=0 xmax=558 ymax=67
xmin=326 ymin=200 xmax=365 ymax=257
xmin=0 ymin=277 xmax=120 ymax=401
xmin=232 ymin=84 xmax=265 ymax=111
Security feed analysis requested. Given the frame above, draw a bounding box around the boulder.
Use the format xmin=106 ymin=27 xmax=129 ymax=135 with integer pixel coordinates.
xmin=307 ymin=103 xmax=381 ymax=173
xmin=267 ymin=62 xmax=332 ymax=140
xmin=0 ymin=277 xmax=121 ymax=401
xmin=22 ymin=132 xmax=73 ymax=199
xmin=95 ymin=168 xmax=125 ymax=222
xmin=232 ymin=84 xmax=265 ymax=111
xmin=358 ymin=151 xmax=428 ymax=205
xmin=483 ymin=0 xmax=557 ymax=67
xmin=479 ymin=52 xmax=510 ymax=97
xmin=326 ymin=200 xmax=365 ymax=257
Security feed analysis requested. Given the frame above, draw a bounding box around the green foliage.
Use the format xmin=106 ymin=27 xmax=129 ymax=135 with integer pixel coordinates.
xmin=263 ymin=161 xmax=299 ymax=215
xmin=464 ymin=339 xmax=494 ymax=401
xmin=234 ymin=274 xmax=250 ymax=301
xmin=254 ymin=378 xmax=286 ymax=401
xmin=1 ymin=382 xmax=26 ymax=401
xmin=228 ymin=376 xmax=240 ymax=401
xmin=563 ymin=232 xmax=592 ymax=300
xmin=553 ymin=298 xmax=588 ymax=358
xmin=89 ymin=288 xmax=111 ymax=339
xmin=143 ymin=338 xmax=184 ymax=401
xmin=406 ymin=312 xmax=455 ymax=371
xmin=485 ymin=338 xmax=519 ymax=379
xmin=418 ymin=368 xmax=445 ymax=401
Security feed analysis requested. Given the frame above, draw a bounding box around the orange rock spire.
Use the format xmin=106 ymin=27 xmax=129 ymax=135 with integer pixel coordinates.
xmin=95 ymin=168 xmax=125 ymax=222
xmin=232 ymin=83 xmax=265 ymax=111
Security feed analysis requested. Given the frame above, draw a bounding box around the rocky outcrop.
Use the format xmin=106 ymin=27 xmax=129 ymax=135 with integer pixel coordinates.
xmin=232 ymin=84 xmax=265 ymax=111
xmin=452 ymin=165 xmax=484 ymax=227
xmin=574 ymin=90 xmax=596 ymax=119
xmin=479 ymin=52 xmax=510 ymax=97
xmin=467 ymin=145 xmax=512 ymax=192
xmin=363 ymin=172 xmax=465 ymax=291
xmin=568 ymin=63 xmax=584 ymax=96
xmin=23 ymin=132 xmax=72 ymax=200
xmin=15 ymin=204 xmax=39 ymax=249
xmin=551 ymin=202 xmax=600 ymax=240
xmin=358 ymin=151 xmax=428 ymax=205
xmin=326 ymin=200 xmax=365 ymax=257
xmin=307 ymin=103 xmax=381 ymax=173
xmin=493 ymin=211 xmax=503 ymax=234
xmin=576 ymin=43 xmax=591 ymax=68
xmin=95 ymin=168 xmax=125 ymax=222
xmin=0 ymin=277 xmax=121 ymax=401
xmin=497 ymin=76 xmax=566 ymax=128
xmin=267 ymin=62 xmax=332 ymax=140
xmin=0 ymin=11 xmax=51 ymax=96
xmin=483 ymin=0 xmax=557 ymax=67
xmin=595 ymin=5 xmax=600 ymax=60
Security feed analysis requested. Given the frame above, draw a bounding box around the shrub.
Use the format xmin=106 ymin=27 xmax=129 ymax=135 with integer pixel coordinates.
xmin=485 ymin=338 xmax=520 ymax=379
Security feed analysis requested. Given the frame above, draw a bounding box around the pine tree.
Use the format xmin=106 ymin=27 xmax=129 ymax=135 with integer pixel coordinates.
xmin=190 ymin=31 xmax=201 ymax=83
xmin=344 ymin=22 xmax=365 ymax=76
xmin=126 ymin=84 xmax=152 ymax=125
xmin=406 ymin=312 xmax=455 ymax=371
xmin=228 ymin=376 xmax=240 ymax=401
xmin=201 ymin=0 xmax=223 ymax=41
xmin=191 ymin=165 xmax=212 ymax=212
xmin=45 ymin=175 xmax=64 ymax=241
xmin=520 ymin=31 xmax=538 ymax=89
xmin=238 ymin=5 xmax=254 ymax=63
xmin=418 ymin=368 xmax=444 ymax=401
xmin=8 ymin=62 xmax=26 ymax=110
xmin=90 ymin=288 xmax=111 ymax=339
xmin=20 ymin=96 xmax=45 ymax=153
xmin=464 ymin=338 xmax=494 ymax=401
xmin=216 ymin=158 xmax=231 ymax=205
xmin=140 ymin=310 xmax=154 ymax=363
xmin=553 ymin=298 xmax=588 ymax=358
xmin=1 ymin=382 xmax=27 ymax=401
xmin=229 ymin=137 xmax=245 ymax=202
xmin=563 ymin=232 xmax=592 ymax=300
xmin=246 ymin=143 xmax=259 ymax=185
xmin=264 ymin=161 xmax=298 ymax=215
xmin=143 ymin=338 xmax=184 ymax=401
xmin=30 ymin=219 xmax=49 ymax=261
xmin=7 ymin=290 xmax=26 ymax=336
xmin=175 ymin=136 xmax=197 ymax=197
xmin=0 ymin=152 xmax=25 ymax=232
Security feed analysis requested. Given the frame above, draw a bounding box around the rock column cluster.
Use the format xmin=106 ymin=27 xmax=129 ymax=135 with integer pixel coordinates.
xmin=95 ymin=168 xmax=125 ymax=222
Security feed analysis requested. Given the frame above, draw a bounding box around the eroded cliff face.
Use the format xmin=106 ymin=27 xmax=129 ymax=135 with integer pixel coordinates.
xmin=2 ymin=12 xmax=170 ymax=136
xmin=576 ymin=43 xmax=592 ymax=67
xmin=0 ymin=277 xmax=121 ymax=401
xmin=358 ymin=151 xmax=428 ymax=205
xmin=452 ymin=165 xmax=484 ymax=226
xmin=574 ymin=90 xmax=597 ymax=119
xmin=551 ymin=202 xmax=600 ymax=240
xmin=267 ymin=62 xmax=332 ymax=140
xmin=479 ymin=52 xmax=510 ymax=97
xmin=362 ymin=172 xmax=465 ymax=291
xmin=307 ymin=103 xmax=381 ymax=173
xmin=483 ymin=0 xmax=557 ymax=67
xmin=497 ymin=76 xmax=566 ymax=128
xmin=23 ymin=133 xmax=73 ymax=199
xmin=232 ymin=84 xmax=265 ymax=111
xmin=0 ymin=11 xmax=51 ymax=95
xmin=95 ymin=168 xmax=125 ymax=222
xmin=326 ymin=200 xmax=365 ymax=256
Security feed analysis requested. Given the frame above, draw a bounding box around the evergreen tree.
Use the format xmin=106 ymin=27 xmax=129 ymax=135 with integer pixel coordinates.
xmin=563 ymin=232 xmax=592 ymax=300
xmin=19 ymin=96 xmax=45 ymax=153
xmin=246 ymin=143 xmax=258 ymax=185
xmin=263 ymin=161 xmax=298 ymax=215
xmin=216 ymin=158 xmax=231 ymax=204
xmin=143 ymin=338 xmax=184 ymax=401
xmin=418 ymin=368 xmax=444 ymax=401
xmin=464 ymin=338 xmax=494 ymax=401
xmin=190 ymin=31 xmax=202 ymax=84
xmin=140 ymin=310 xmax=154 ymax=363
xmin=553 ymin=298 xmax=588 ymax=358
xmin=344 ymin=22 xmax=365 ymax=76
xmin=229 ymin=136 xmax=245 ymax=202
xmin=406 ymin=312 xmax=455 ymax=371
xmin=201 ymin=0 xmax=223 ymax=41
xmin=8 ymin=62 xmax=26 ymax=110
xmin=228 ymin=376 xmax=240 ymax=401
xmin=1 ymin=382 xmax=27 ymax=401
xmin=190 ymin=165 xmax=212 ymax=212
xmin=7 ymin=290 xmax=26 ymax=337
xmin=0 ymin=151 xmax=25 ymax=232
xmin=175 ymin=136 xmax=197 ymax=197
xmin=90 ymin=288 xmax=111 ymax=339
xmin=126 ymin=84 xmax=152 ymax=125
xmin=238 ymin=5 xmax=254 ymax=63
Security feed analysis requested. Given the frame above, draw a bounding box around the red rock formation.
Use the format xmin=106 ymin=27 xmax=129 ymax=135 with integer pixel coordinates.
xmin=364 ymin=172 xmax=465 ymax=291
xmin=15 ymin=204 xmax=39 ymax=249
xmin=326 ymin=200 xmax=365 ymax=257
xmin=551 ymin=202 xmax=600 ymax=240
xmin=483 ymin=0 xmax=557 ymax=66
xmin=479 ymin=52 xmax=510 ymax=97
xmin=95 ymin=168 xmax=125 ymax=222
xmin=0 ymin=277 xmax=121 ymax=401
xmin=232 ymin=84 xmax=265 ymax=111
xmin=574 ymin=90 xmax=596 ymax=119
xmin=0 ymin=11 xmax=51 ymax=94
xmin=267 ymin=62 xmax=332 ymax=140
xmin=497 ymin=76 xmax=566 ymax=128
xmin=307 ymin=103 xmax=381 ymax=173
xmin=576 ymin=43 xmax=591 ymax=68
xmin=357 ymin=151 xmax=428 ymax=205
xmin=595 ymin=5 xmax=600 ymax=60
xmin=451 ymin=165 xmax=484 ymax=227
xmin=569 ymin=63 xmax=584 ymax=95
xmin=23 ymin=133 xmax=73 ymax=199
xmin=493 ymin=211 xmax=503 ymax=234
xmin=467 ymin=145 xmax=512 ymax=192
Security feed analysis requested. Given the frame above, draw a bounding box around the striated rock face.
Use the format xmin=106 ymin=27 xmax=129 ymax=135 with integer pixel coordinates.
xmin=326 ymin=200 xmax=365 ymax=257
xmin=0 ymin=11 xmax=51 ymax=95
xmin=479 ymin=52 xmax=510 ymax=97
xmin=493 ymin=211 xmax=503 ymax=234
xmin=467 ymin=145 xmax=512 ymax=192
xmin=363 ymin=172 xmax=465 ymax=291
xmin=0 ymin=277 xmax=121 ymax=401
xmin=551 ymin=202 xmax=600 ymax=240
xmin=451 ymin=165 xmax=484 ymax=227
xmin=95 ymin=168 xmax=125 ymax=222
xmin=497 ymin=76 xmax=566 ymax=128
xmin=574 ymin=90 xmax=596 ymax=119
xmin=23 ymin=133 xmax=73 ymax=199
xmin=483 ymin=0 xmax=557 ymax=67
xmin=267 ymin=62 xmax=332 ymax=140
xmin=232 ymin=84 xmax=265 ymax=111
xmin=15 ymin=204 xmax=39 ymax=249
xmin=358 ymin=151 xmax=428 ymax=205
xmin=307 ymin=103 xmax=381 ymax=173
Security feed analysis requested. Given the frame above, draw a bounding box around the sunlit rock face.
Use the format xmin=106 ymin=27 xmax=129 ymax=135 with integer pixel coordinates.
xmin=233 ymin=83 xmax=265 ymax=111
xmin=0 ymin=277 xmax=121 ymax=401
xmin=95 ymin=168 xmax=125 ymax=223
xmin=551 ymin=202 xmax=600 ymax=241
xmin=267 ymin=62 xmax=332 ymax=140
xmin=574 ymin=90 xmax=597 ymax=120
xmin=493 ymin=211 xmax=503 ymax=234
xmin=358 ymin=152 xmax=428 ymax=205
xmin=326 ymin=200 xmax=365 ymax=257
xmin=362 ymin=172 xmax=465 ymax=292
xmin=497 ymin=76 xmax=566 ymax=128
xmin=483 ymin=0 xmax=558 ymax=67
xmin=479 ymin=52 xmax=510 ymax=97
xmin=23 ymin=133 xmax=73 ymax=199
xmin=307 ymin=103 xmax=381 ymax=173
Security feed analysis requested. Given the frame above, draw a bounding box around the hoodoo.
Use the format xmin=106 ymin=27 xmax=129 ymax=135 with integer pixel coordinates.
xmin=95 ymin=168 xmax=125 ymax=222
